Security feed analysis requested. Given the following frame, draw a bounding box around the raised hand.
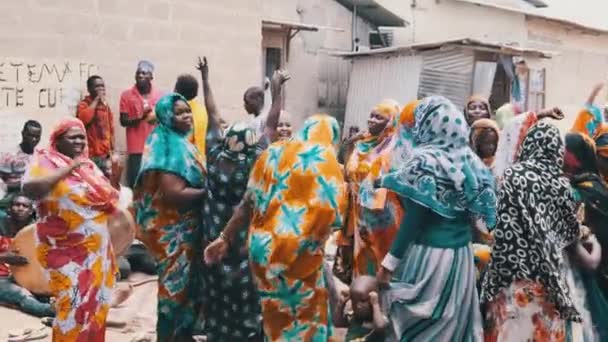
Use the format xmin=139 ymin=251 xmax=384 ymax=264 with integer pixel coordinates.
xmin=197 ymin=56 xmax=209 ymax=81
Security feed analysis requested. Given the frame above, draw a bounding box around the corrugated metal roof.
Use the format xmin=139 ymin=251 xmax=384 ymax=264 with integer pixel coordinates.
xmin=343 ymin=54 xmax=423 ymax=132
xmin=453 ymin=0 xmax=608 ymax=33
xmin=335 ymin=0 xmax=407 ymax=27
xmin=333 ymin=37 xmax=554 ymax=58
xmin=418 ymin=49 xmax=475 ymax=109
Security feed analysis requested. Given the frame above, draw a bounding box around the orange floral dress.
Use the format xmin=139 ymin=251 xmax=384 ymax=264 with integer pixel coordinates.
xmin=484 ymin=280 xmax=580 ymax=342
xmin=26 ymin=148 xmax=119 ymax=342
xmin=246 ymin=115 xmax=347 ymax=341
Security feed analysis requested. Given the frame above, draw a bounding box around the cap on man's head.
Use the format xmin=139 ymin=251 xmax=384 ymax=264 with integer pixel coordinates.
xmin=137 ymin=60 xmax=155 ymax=74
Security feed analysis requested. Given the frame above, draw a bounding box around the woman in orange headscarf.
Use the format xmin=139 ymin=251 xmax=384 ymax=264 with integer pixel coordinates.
xmin=343 ymin=100 xmax=405 ymax=277
xmin=23 ymin=118 xmax=119 ymax=341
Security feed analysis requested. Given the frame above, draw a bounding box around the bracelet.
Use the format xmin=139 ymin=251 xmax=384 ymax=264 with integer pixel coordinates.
xmin=219 ymin=232 xmax=230 ymax=245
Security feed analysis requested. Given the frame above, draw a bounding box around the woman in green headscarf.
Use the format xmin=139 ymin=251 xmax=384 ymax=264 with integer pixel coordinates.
xmin=134 ymin=93 xmax=207 ymax=341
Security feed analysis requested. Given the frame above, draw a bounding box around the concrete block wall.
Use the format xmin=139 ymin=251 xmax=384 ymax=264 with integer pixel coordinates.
xmin=0 ymin=0 xmax=263 ymax=152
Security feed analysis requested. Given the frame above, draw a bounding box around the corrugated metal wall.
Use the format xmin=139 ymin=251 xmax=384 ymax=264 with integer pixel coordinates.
xmin=418 ymin=48 xmax=475 ymax=109
xmin=343 ymin=54 xmax=423 ymax=134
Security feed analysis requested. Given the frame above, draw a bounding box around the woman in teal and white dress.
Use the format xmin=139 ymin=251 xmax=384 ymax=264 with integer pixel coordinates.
xmin=375 ymin=96 xmax=497 ymax=341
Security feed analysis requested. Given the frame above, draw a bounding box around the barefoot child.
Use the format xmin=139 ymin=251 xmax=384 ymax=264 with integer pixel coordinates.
xmin=333 ymin=275 xmax=389 ymax=342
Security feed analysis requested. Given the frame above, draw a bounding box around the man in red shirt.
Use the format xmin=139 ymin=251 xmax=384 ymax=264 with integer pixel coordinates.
xmin=119 ymin=60 xmax=164 ymax=187
xmin=76 ymin=75 xmax=115 ymax=170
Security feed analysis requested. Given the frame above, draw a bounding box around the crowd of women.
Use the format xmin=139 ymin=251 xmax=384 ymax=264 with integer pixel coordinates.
xmin=18 ymin=49 xmax=608 ymax=341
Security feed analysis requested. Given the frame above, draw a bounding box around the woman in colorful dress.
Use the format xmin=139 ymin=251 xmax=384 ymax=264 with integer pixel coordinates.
xmin=205 ymin=114 xmax=347 ymax=341
xmin=464 ymin=95 xmax=492 ymax=126
xmin=344 ymin=100 xmax=404 ymax=277
xmin=482 ymin=121 xmax=583 ymax=341
xmin=200 ymin=64 xmax=288 ymax=340
xmin=23 ymin=118 xmax=119 ymax=341
xmin=494 ymin=107 xmax=564 ymax=180
xmin=133 ymin=93 xmax=206 ymax=341
xmin=563 ymin=132 xmax=608 ymax=340
xmin=376 ymin=96 xmax=497 ymax=341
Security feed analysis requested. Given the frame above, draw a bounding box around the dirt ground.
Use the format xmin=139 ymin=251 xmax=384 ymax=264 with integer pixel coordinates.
xmin=0 ymin=272 xmax=158 ymax=342
xmin=1 ymin=236 xmax=347 ymax=341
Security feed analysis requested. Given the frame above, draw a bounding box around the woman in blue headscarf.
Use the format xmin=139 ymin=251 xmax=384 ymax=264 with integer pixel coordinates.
xmin=376 ymin=96 xmax=497 ymax=341
xmin=133 ymin=93 xmax=206 ymax=341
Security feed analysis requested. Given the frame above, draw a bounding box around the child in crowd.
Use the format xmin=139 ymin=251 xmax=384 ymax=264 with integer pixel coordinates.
xmin=333 ymin=275 xmax=389 ymax=342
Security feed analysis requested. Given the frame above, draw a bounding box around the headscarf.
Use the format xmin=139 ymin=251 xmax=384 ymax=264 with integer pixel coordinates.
xmin=571 ymin=104 xmax=604 ymax=138
xmin=347 ymin=100 xmax=399 ymax=209
xmin=494 ymin=111 xmax=538 ymax=179
xmin=565 ymin=132 xmax=608 ymax=217
xmin=482 ymin=121 xmax=581 ymax=321
xmin=216 ymin=122 xmax=258 ymax=163
xmin=33 ymin=118 xmax=118 ymax=209
xmin=464 ymin=95 xmax=492 ymax=124
xmin=495 ymin=103 xmax=518 ymax=129
xmin=246 ymin=114 xmax=346 ymax=277
xmin=595 ymin=124 xmax=608 ymax=159
xmin=389 ymin=99 xmax=419 ymax=170
xmin=296 ymin=114 xmax=341 ymax=148
xmin=470 ymin=118 xmax=500 ymax=168
xmin=136 ymin=93 xmax=205 ymax=187
xmin=380 ymin=96 xmax=497 ymax=228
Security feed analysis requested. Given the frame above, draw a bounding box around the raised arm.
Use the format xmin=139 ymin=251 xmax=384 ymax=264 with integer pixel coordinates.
xmin=262 ymin=70 xmax=290 ymax=143
xmin=23 ymin=162 xmax=83 ymax=200
xmin=204 ymin=199 xmax=253 ymax=265
xmin=197 ymin=56 xmax=221 ymax=134
xmin=586 ymin=83 xmax=604 ymax=106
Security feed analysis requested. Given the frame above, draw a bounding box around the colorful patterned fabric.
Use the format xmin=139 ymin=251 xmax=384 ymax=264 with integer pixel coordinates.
xmin=25 ymin=117 xmax=119 ymax=341
xmin=494 ymin=111 xmax=538 ymax=180
xmin=136 ymin=93 xmax=205 ymax=188
xmin=345 ymin=100 xmax=404 ymax=276
xmin=484 ymin=280 xmax=578 ymax=341
xmin=134 ymin=93 xmax=206 ymax=341
xmin=380 ymin=96 xmax=497 ymax=229
xmin=201 ymin=125 xmax=265 ymax=340
xmin=482 ymin=121 xmax=582 ymax=321
xmin=246 ymin=114 xmax=347 ymax=341
xmin=596 ymin=124 xmax=608 ymax=151
xmin=571 ymin=104 xmax=604 ymax=138
xmin=495 ymin=103 xmax=518 ymax=129
xmin=187 ymin=99 xmax=208 ymax=156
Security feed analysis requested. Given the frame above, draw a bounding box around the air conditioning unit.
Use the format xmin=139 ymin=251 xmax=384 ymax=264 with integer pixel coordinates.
xmin=369 ymin=30 xmax=393 ymax=49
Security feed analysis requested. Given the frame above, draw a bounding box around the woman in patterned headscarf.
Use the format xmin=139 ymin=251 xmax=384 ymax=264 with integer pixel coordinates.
xmin=199 ymin=69 xmax=285 ymax=341
xmin=133 ymin=93 xmax=206 ymax=341
xmin=482 ymin=121 xmax=583 ymax=341
xmin=376 ymin=96 xmax=497 ymax=341
xmin=23 ymin=117 xmax=119 ymax=341
xmin=464 ymin=95 xmax=492 ymax=126
xmin=205 ymin=114 xmax=347 ymax=341
xmin=343 ymin=100 xmax=404 ymax=278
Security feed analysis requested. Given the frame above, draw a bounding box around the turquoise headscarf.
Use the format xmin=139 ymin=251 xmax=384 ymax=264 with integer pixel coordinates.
xmin=380 ymin=96 xmax=497 ymax=228
xmin=136 ymin=93 xmax=205 ymax=187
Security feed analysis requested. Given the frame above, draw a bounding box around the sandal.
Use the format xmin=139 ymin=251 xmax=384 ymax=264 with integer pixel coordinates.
xmin=7 ymin=327 xmax=48 ymax=342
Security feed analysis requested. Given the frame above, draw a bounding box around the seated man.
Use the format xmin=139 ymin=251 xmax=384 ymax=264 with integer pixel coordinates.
xmin=0 ymin=194 xmax=53 ymax=317
xmin=0 ymin=154 xmax=28 ymax=218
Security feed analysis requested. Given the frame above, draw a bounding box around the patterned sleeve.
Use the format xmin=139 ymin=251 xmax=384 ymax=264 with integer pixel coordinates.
xmin=560 ymin=187 xmax=582 ymax=248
